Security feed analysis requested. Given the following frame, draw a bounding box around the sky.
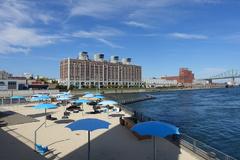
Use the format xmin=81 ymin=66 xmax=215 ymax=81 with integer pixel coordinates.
xmin=0 ymin=0 xmax=240 ymax=79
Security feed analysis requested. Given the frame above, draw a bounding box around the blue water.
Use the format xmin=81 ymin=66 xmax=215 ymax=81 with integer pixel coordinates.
xmin=126 ymin=88 xmax=240 ymax=159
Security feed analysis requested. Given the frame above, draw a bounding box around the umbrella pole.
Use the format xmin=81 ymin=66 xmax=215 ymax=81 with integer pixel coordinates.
xmin=45 ymin=108 xmax=47 ymax=127
xmin=88 ymin=131 xmax=91 ymax=160
xmin=153 ymin=136 xmax=156 ymax=160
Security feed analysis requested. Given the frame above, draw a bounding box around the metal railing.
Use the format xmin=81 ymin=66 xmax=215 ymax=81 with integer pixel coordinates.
xmin=127 ymin=110 xmax=238 ymax=160
xmin=0 ymin=98 xmax=28 ymax=106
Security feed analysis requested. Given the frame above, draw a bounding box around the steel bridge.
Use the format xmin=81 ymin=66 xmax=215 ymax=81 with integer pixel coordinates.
xmin=202 ymin=69 xmax=240 ymax=83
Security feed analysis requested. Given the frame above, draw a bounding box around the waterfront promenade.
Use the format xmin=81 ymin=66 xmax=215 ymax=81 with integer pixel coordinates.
xmin=0 ymin=103 xmax=201 ymax=160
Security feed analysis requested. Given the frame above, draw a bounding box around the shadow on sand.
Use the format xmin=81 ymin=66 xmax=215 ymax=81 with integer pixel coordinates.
xmin=62 ymin=124 xmax=180 ymax=160
xmin=0 ymin=111 xmax=39 ymax=126
xmin=0 ymin=128 xmax=47 ymax=160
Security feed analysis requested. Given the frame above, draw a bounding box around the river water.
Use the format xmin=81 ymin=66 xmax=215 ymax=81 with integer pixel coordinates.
xmin=126 ymin=88 xmax=240 ymax=159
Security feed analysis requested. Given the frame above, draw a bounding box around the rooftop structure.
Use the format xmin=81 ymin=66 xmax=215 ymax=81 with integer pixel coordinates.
xmin=60 ymin=52 xmax=142 ymax=88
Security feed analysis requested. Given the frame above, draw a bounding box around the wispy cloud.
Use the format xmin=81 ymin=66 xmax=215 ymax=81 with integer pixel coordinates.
xmin=0 ymin=25 xmax=62 ymax=54
xmin=72 ymin=27 xmax=123 ymax=48
xmin=124 ymin=21 xmax=151 ymax=29
xmin=97 ymin=38 xmax=123 ymax=48
xmin=169 ymin=32 xmax=208 ymax=40
xmin=0 ymin=1 xmax=65 ymax=54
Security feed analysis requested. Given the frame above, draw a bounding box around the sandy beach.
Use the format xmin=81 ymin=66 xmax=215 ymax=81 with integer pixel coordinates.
xmin=0 ymin=102 xmax=203 ymax=160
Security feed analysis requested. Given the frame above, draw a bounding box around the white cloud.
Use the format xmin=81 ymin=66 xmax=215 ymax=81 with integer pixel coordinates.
xmin=72 ymin=27 xmax=123 ymax=48
xmin=72 ymin=27 xmax=123 ymax=38
xmin=169 ymin=32 xmax=208 ymax=40
xmin=0 ymin=0 xmax=33 ymax=25
xmin=0 ymin=26 xmax=61 ymax=54
xmin=124 ymin=21 xmax=151 ymax=28
xmin=97 ymin=38 xmax=123 ymax=48
xmin=0 ymin=1 xmax=65 ymax=54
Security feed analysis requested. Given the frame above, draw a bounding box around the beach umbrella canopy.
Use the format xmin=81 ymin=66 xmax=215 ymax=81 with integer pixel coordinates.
xmin=94 ymin=95 xmax=105 ymax=99
xmin=95 ymin=93 xmax=102 ymax=96
xmin=57 ymin=97 xmax=71 ymax=101
xmin=98 ymin=100 xmax=118 ymax=106
xmin=131 ymin=121 xmax=180 ymax=160
xmin=83 ymin=93 xmax=94 ymax=98
xmin=10 ymin=96 xmax=25 ymax=99
xmin=31 ymin=95 xmax=50 ymax=101
xmin=74 ymin=99 xmax=91 ymax=104
xmin=66 ymin=118 xmax=110 ymax=160
xmin=33 ymin=103 xmax=58 ymax=126
xmin=33 ymin=103 xmax=57 ymax=110
xmin=40 ymin=95 xmax=50 ymax=100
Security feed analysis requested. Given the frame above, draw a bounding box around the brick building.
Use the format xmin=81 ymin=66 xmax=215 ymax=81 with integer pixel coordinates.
xmin=60 ymin=52 xmax=142 ymax=88
xmin=161 ymin=68 xmax=194 ymax=84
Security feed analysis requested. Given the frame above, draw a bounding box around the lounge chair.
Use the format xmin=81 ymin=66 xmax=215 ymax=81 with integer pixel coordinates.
xmin=46 ymin=115 xmax=57 ymax=121
xmin=62 ymin=115 xmax=69 ymax=119
xmin=64 ymin=111 xmax=71 ymax=116
xmin=73 ymin=109 xmax=79 ymax=113
xmin=0 ymin=120 xmax=7 ymax=127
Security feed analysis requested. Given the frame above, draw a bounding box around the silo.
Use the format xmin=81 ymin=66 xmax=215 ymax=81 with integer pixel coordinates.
xmin=94 ymin=53 xmax=104 ymax=62
xmin=79 ymin=51 xmax=89 ymax=60
xmin=122 ymin=58 xmax=131 ymax=65
xmin=110 ymin=56 xmax=119 ymax=63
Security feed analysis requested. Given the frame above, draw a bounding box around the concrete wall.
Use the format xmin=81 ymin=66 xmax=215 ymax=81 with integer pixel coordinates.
xmin=0 ymin=90 xmax=59 ymax=97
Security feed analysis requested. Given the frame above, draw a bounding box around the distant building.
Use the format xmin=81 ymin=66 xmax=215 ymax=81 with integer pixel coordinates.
xmin=0 ymin=70 xmax=50 ymax=90
xmin=0 ymin=70 xmax=12 ymax=80
xmin=27 ymin=79 xmax=48 ymax=90
xmin=23 ymin=73 xmax=33 ymax=79
xmin=60 ymin=52 xmax=142 ymax=88
xmin=0 ymin=76 xmax=27 ymax=90
xmin=161 ymin=68 xmax=195 ymax=84
xmin=143 ymin=77 xmax=177 ymax=88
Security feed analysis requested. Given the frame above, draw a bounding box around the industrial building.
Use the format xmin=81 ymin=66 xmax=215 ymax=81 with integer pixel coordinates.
xmin=143 ymin=77 xmax=178 ymax=88
xmin=161 ymin=68 xmax=195 ymax=84
xmin=60 ymin=52 xmax=142 ymax=88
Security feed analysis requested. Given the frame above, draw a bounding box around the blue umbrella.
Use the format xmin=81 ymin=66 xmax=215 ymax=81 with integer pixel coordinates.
xmin=131 ymin=121 xmax=180 ymax=160
xmin=94 ymin=95 xmax=105 ymax=99
xmin=33 ymin=103 xmax=58 ymax=126
xmin=57 ymin=97 xmax=71 ymax=101
xmin=39 ymin=95 xmax=50 ymax=101
xmin=98 ymin=100 xmax=117 ymax=106
xmin=66 ymin=118 xmax=111 ymax=160
xmin=31 ymin=97 xmax=42 ymax=102
xmin=31 ymin=95 xmax=50 ymax=102
xmin=11 ymin=96 xmax=25 ymax=99
xmin=74 ymin=99 xmax=91 ymax=104
xmin=33 ymin=103 xmax=57 ymax=151
xmin=83 ymin=93 xmax=94 ymax=98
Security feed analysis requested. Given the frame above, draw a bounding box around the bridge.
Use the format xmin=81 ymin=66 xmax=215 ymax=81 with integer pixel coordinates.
xmin=202 ymin=69 xmax=240 ymax=83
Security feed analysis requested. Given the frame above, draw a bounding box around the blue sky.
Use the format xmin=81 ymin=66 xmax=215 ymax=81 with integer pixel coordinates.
xmin=0 ymin=0 xmax=240 ymax=79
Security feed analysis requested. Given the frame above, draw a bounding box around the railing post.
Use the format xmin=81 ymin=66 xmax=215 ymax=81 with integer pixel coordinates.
xmin=193 ymin=139 xmax=196 ymax=152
